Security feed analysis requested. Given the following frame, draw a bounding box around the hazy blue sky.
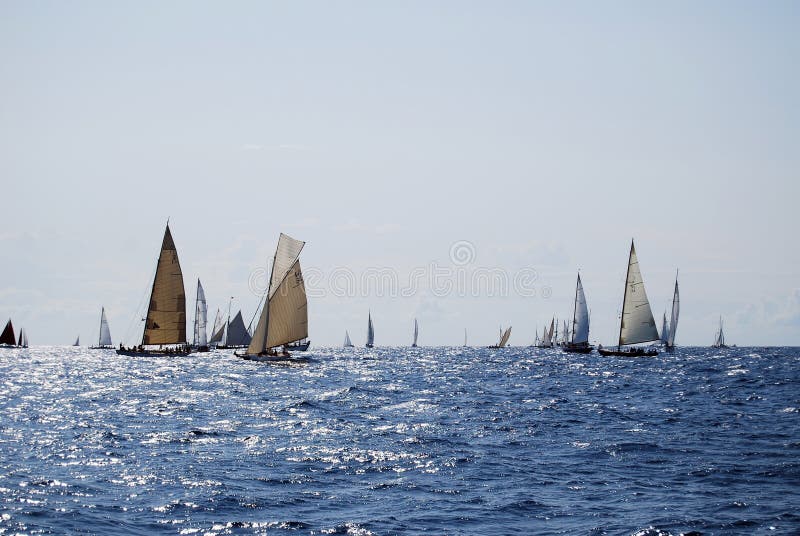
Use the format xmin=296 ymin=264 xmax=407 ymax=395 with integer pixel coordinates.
xmin=1 ymin=1 xmax=798 ymax=346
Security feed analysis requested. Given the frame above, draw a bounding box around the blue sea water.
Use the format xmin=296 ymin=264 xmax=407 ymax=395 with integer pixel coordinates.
xmin=0 ymin=346 xmax=798 ymax=535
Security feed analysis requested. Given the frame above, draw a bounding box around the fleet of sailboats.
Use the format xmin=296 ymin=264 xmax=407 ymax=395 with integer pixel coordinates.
xmin=598 ymin=241 xmax=660 ymax=357
xmin=0 ymin=226 xmax=742 ymax=353
xmin=1 ymin=319 xmax=27 ymax=348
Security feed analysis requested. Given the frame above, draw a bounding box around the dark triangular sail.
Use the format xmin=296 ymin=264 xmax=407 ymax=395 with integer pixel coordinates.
xmin=226 ymin=311 xmax=252 ymax=346
xmin=142 ymin=225 xmax=187 ymax=345
xmin=1 ymin=319 xmax=15 ymax=345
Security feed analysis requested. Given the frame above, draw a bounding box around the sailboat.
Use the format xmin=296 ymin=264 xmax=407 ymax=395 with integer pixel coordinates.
xmin=18 ymin=328 xmax=28 ymax=348
xmin=219 ymin=310 xmax=253 ymax=348
xmin=1 ymin=319 xmax=17 ymax=347
xmin=712 ymin=317 xmax=728 ymax=348
xmin=118 ymin=224 xmax=190 ymax=356
xmin=237 ymin=233 xmax=308 ymax=361
xmin=598 ymin=240 xmax=659 ymax=357
xmin=660 ymin=312 xmax=670 ymax=346
xmin=411 ymin=318 xmax=419 ymax=347
xmin=209 ymin=308 xmax=226 ymax=346
xmin=536 ymin=318 xmax=554 ymax=348
xmin=73 ymin=336 xmax=80 ymax=347
xmin=190 ymin=280 xmax=209 ymax=352
xmin=365 ymin=311 xmax=375 ymax=348
xmin=89 ymin=307 xmax=114 ymax=349
xmin=563 ymin=274 xmax=593 ymax=353
xmin=463 ymin=328 xmax=468 ymax=347
xmin=665 ymin=272 xmax=679 ymax=350
xmin=489 ymin=326 xmax=512 ymax=348
xmin=343 ymin=330 xmax=354 ymax=348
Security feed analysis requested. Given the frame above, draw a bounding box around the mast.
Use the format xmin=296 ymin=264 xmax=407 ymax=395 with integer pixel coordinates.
xmin=618 ymin=240 xmax=634 ymax=349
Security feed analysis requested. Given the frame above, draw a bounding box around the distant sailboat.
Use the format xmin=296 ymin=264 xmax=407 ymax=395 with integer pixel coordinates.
xmin=563 ymin=274 xmax=593 ymax=354
xmin=599 ymin=240 xmax=659 ymax=357
xmin=118 ymin=224 xmax=189 ymax=356
xmin=209 ymin=308 xmax=226 ymax=346
xmin=19 ymin=328 xmax=28 ymax=348
xmin=411 ymin=318 xmax=419 ymax=347
xmin=1 ymin=319 xmax=16 ymax=346
xmin=536 ymin=318 xmax=554 ymax=348
xmin=192 ymin=280 xmax=209 ymax=352
xmin=237 ymin=233 xmax=308 ymax=361
xmin=343 ymin=330 xmax=354 ymax=348
xmin=489 ymin=326 xmax=512 ymax=348
xmin=219 ymin=311 xmax=253 ymax=348
xmin=712 ymin=317 xmax=728 ymax=348
xmin=366 ymin=311 xmax=375 ymax=348
xmin=660 ymin=312 xmax=670 ymax=345
xmin=73 ymin=335 xmax=80 ymax=347
xmin=90 ymin=307 xmax=114 ymax=349
xmin=463 ymin=328 xmax=468 ymax=347
xmin=665 ymin=273 xmax=679 ymax=350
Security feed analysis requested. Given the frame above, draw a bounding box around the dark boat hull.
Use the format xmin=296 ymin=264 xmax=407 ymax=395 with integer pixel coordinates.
xmin=562 ymin=343 xmax=594 ymax=354
xmin=117 ymin=346 xmax=191 ymax=357
xmin=598 ymin=347 xmax=658 ymax=357
xmin=286 ymin=340 xmax=311 ymax=352
xmin=234 ymin=350 xmax=309 ymax=364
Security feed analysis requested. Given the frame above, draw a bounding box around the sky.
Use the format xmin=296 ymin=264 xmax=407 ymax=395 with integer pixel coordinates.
xmin=1 ymin=1 xmax=798 ymax=346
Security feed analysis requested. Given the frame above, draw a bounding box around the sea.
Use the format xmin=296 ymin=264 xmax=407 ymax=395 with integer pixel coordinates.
xmin=0 ymin=346 xmax=798 ymax=535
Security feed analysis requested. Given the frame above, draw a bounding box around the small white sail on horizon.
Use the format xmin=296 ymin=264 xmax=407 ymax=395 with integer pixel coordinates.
xmin=98 ymin=307 xmax=112 ymax=347
xmin=412 ymin=318 xmax=419 ymax=347
xmin=343 ymin=330 xmax=354 ymax=348
xmin=193 ymin=280 xmax=208 ymax=347
xmin=667 ymin=274 xmax=680 ymax=348
xmin=660 ymin=312 xmax=670 ymax=345
xmin=73 ymin=335 xmax=80 ymax=346
xmin=366 ymin=311 xmax=375 ymax=348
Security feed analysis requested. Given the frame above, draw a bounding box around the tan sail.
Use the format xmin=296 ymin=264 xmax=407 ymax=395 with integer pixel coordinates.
xmin=248 ymin=233 xmax=306 ymax=354
xmin=619 ymin=241 xmax=659 ymax=346
xmin=143 ymin=225 xmax=187 ymax=345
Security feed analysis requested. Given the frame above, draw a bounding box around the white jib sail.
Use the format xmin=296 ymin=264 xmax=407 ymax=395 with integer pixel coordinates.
xmin=619 ymin=242 xmax=660 ymax=345
xmin=667 ymin=277 xmax=679 ymax=346
xmin=572 ymin=275 xmax=590 ymax=344
xmin=366 ymin=312 xmax=375 ymax=346
xmin=99 ymin=307 xmax=112 ymax=346
xmin=412 ymin=318 xmax=418 ymax=346
xmin=194 ymin=279 xmax=207 ymax=346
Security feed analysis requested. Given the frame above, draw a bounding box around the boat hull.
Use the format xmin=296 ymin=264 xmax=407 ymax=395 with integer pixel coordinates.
xmin=234 ymin=350 xmax=309 ymax=364
xmin=562 ymin=343 xmax=594 ymax=354
xmin=286 ymin=340 xmax=311 ymax=352
xmin=116 ymin=349 xmax=191 ymax=357
xmin=365 ymin=344 xmax=373 ymax=348
xmin=598 ymin=347 xmax=658 ymax=357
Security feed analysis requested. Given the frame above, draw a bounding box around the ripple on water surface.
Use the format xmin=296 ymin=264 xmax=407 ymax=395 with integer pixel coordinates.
xmin=0 ymin=345 xmax=799 ymax=535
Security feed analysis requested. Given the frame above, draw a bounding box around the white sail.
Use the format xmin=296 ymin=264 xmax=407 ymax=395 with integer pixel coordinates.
xmin=619 ymin=242 xmax=659 ymax=346
xmin=21 ymin=329 xmax=28 ymax=347
xmin=343 ymin=330 xmax=353 ymax=347
xmin=667 ymin=276 xmax=679 ymax=347
xmin=660 ymin=312 xmax=670 ymax=344
xmin=499 ymin=326 xmax=512 ymax=347
xmin=227 ymin=311 xmax=252 ymax=346
xmin=248 ymin=234 xmax=307 ymax=354
xmin=209 ymin=308 xmax=225 ymax=344
xmin=74 ymin=335 xmax=80 ymax=346
xmin=464 ymin=328 xmax=467 ymax=347
xmin=412 ymin=318 xmax=418 ymax=347
xmin=193 ymin=280 xmax=208 ymax=346
xmin=571 ymin=275 xmax=590 ymax=344
xmin=99 ymin=307 xmax=112 ymax=346
xmin=366 ymin=311 xmax=375 ymax=347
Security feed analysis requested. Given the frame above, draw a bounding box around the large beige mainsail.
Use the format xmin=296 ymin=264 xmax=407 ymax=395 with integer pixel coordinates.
xmin=142 ymin=225 xmax=187 ymax=345
xmin=247 ymin=234 xmax=306 ymax=354
xmin=619 ymin=241 xmax=659 ymax=346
